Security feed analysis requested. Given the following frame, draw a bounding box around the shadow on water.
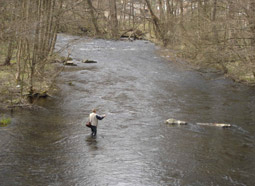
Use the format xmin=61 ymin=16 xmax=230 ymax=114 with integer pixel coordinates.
xmin=0 ymin=34 xmax=255 ymax=186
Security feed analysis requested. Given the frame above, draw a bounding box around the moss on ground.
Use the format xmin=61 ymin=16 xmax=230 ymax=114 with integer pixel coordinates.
xmin=0 ymin=116 xmax=11 ymax=127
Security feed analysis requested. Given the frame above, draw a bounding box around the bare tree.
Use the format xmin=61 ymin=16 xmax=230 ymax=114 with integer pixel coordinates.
xmin=109 ymin=0 xmax=118 ymax=38
xmin=86 ymin=0 xmax=101 ymax=35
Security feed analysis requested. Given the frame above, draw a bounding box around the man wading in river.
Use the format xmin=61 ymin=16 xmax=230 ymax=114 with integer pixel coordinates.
xmin=88 ymin=109 xmax=106 ymax=137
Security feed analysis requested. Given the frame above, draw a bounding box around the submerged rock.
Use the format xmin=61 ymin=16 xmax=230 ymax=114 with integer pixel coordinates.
xmin=165 ymin=118 xmax=187 ymax=125
xmin=68 ymin=81 xmax=74 ymax=86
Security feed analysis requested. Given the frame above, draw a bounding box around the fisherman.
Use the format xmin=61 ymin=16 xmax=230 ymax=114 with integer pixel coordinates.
xmin=89 ymin=109 xmax=106 ymax=136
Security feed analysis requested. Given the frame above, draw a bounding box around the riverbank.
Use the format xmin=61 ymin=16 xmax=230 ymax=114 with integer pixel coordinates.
xmin=0 ymin=65 xmax=22 ymax=111
xmin=0 ymin=55 xmax=64 ymax=112
xmin=141 ymin=31 xmax=255 ymax=85
xmin=153 ymin=41 xmax=255 ymax=86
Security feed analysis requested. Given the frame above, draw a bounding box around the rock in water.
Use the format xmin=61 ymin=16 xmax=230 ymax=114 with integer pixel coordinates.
xmin=197 ymin=123 xmax=231 ymax=128
xmin=214 ymin=123 xmax=231 ymax=128
xmin=82 ymin=59 xmax=97 ymax=63
xmin=64 ymin=61 xmax=77 ymax=66
xmin=165 ymin=119 xmax=231 ymax=128
xmin=165 ymin=118 xmax=187 ymax=125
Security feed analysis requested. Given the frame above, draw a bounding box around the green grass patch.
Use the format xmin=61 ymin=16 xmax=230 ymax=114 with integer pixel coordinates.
xmin=0 ymin=116 xmax=11 ymax=127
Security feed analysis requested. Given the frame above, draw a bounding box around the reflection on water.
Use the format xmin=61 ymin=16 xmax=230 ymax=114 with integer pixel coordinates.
xmin=0 ymin=34 xmax=255 ymax=186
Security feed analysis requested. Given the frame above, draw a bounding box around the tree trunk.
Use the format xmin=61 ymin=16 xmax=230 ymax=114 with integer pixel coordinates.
xmin=212 ymin=0 xmax=217 ymax=21
xmin=144 ymin=0 xmax=166 ymax=45
xmin=131 ymin=0 xmax=135 ymax=28
xmin=143 ymin=2 xmax=146 ymax=31
xmin=250 ymin=1 xmax=255 ymax=46
xmin=3 ymin=40 xmax=13 ymax=66
xmin=158 ymin=0 xmax=165 ymax=22
xmin=212 ymin=0 xmax=218 ymax=43
xmin=109 ymin=0 xmax=118 ymax=39
xmin=16 ymin=40 xmax=22 ymax=83
xmin=166 ymin=0 xmax=172 ymax=21
xmin=30 ymin=0 xmax=42 ymax=95
xmin=129 ymin=0 xmax=132 ymax=27
xmin=87 ymin=0 xmax=101 ymax=35
xmin=179 ymin=0 xmax=183 ymax=22
xmin=123 ymin=0 xmax=127 ymax=29
xmin=50 ymin=0 xmax=63 ymax=55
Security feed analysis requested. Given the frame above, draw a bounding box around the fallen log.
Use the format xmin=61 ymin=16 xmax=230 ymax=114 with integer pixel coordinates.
xmin=120 ymin=29 xmax=145 ymax=40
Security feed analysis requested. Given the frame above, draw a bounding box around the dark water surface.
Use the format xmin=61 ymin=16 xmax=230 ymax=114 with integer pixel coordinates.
xmin=1 ymin=34 xmax=255 ymax=186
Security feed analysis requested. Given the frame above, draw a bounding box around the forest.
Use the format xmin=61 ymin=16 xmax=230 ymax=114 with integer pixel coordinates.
xmin=0 ymin=0 xmax=255 ymax=108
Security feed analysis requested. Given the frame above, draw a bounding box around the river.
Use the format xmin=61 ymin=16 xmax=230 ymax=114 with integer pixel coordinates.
xmin=0 ymin=34 xmax=255 ymax=186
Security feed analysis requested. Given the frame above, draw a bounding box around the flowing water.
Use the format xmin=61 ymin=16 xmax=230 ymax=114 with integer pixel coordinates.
xmin=0 ymin=34 xmax=255 ymax=186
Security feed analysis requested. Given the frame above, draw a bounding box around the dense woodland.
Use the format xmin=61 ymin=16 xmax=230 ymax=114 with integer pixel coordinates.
xmin=0 ymin=0 xmax=255 ymax=106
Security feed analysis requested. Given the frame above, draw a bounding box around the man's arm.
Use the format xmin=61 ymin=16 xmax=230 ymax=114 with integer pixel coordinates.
xmin=96 ymin=115 xmax=105 ymax=120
